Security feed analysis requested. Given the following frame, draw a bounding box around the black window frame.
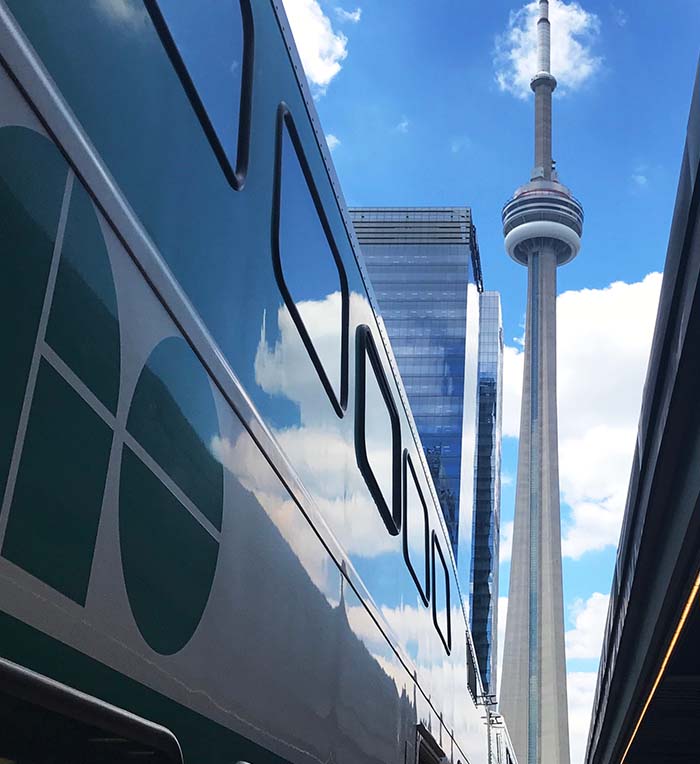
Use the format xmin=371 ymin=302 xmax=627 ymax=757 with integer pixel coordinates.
xmin=144 ymin=0 xmax=254 ymax=191
xmin=403 ymin=450 xmax=430 ymax=606
xmin=272 ymin=103 xmax=350 ymax=418
xmin=431 ymin=531 xmax=452 ymax=654
xmin=355 ymin=324 xmax=401 ymax=535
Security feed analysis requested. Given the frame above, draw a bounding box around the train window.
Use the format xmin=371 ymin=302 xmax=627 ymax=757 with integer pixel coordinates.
xmin=466 ymin=633 xmax=478 ymax=699
xmin=355 ymin=325 xmax=401 ymax=535
xmin=432 ymin=532 xmax=451 ymax=653
xmin=273 ymin=104 xmax=349 ymax=417
xmin=403 ymin=451 xmax=430 ymax=605
xmin=145 ymin=0 xmax=252 ymax=189
xmin=416 ymin=723 xmax=445 ymax=764
xmin=0 ymin=657 xmax=181 ymax=764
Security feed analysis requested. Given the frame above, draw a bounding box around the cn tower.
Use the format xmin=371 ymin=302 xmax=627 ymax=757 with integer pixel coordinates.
xmin=499 ymin=2 xmax=583 ymax=764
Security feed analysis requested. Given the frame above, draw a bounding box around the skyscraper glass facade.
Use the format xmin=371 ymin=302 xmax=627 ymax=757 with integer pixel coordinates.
xmin=470 ymin=291 xmax=503 ymax=700
xmin=350 ymin=207 xmax=482 ymax=560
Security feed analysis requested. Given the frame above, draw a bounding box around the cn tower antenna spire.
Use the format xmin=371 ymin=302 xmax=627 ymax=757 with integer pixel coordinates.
xmin=500 ymin=0 xmax=584 ymax=762
xmin=537 ymin=0 xmax=551 ymax=73
xmin=532 ymin=0 xmax=557 ymax=180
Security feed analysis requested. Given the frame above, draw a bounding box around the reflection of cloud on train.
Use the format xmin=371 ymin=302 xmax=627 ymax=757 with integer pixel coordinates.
xmin=255 ymin=292 xmax=344 ymax=421
xmin=347 ymin=598 xmax=487 ymax=758
xmin=205 ymin=430 xmax=418 ymax=764
xmin=210 ymin=424 xmax=460 ymax=758
xmin=94 ymin=0 xmax=149 ymax=30
xmin=212 ymin=431 xmax=342 ymax=603
xmin=347 ymin=603 xmax=464 ymax=667
xmin=224 ymin=291 xmax=467 ymax=715
xmin=251 ymin=292 xmax=398 ymax=559
xmin=255 ymin=291 xmax=359 ymax=417
xmin=209 ymin=427 xmax=422 ymax=764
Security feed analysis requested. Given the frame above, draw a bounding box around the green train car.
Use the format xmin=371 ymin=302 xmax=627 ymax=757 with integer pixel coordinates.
xmin=0 ymin=2 xmax=516 ymax=764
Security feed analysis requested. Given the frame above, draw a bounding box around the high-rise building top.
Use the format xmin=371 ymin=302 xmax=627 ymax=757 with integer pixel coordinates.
xmin=350 ymin=207 xmax=481 ymax=564
xmin=351 ymin=207 xmax=480 ymax=252
xmin=499 ymin=2 xmax=583 ymax=764
xmin=471 ymin=291 xmax=504 ymax=703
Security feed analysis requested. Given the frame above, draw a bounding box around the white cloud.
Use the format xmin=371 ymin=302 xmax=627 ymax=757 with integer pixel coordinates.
xmin=558 ymin=273 xmax=662 ymax=557
xmin=450 ymin=135 xmax=473 ymax=154
xmin=395 ymin=116 xmax=410 ymax=134
xmin=567 ymin=671 xmax=598 ymax=764
xmin=611 ymin=5 xmax=628 ymax=27
xmin=282 ymin=0 xmax=350 ymax=94
xmin=326 ymin=133 xmax=341 ymax=152
xmin=561 ymin=493 xmax=629 ymax=559
xmin=559 ymin=425 xmax=639 ymax=558
xmin=499 ymin=521 xmax=514 ymax=565
xmin=566 ymin=592 xmax=609 ymax=659
xmin=502 ymin=273 xmax=663 ymax=559
xmin=336 ymin=6 xmax=362 ymax=23
xmin=631 ymin=164 xmax=650 ymax=190
xmin=93 ymin=0 xmax=147 ymax=29
xmin=494 ymin=0 xmax=602 ymax=99
xmin=503 ymin=344 xmax=524 ymax=438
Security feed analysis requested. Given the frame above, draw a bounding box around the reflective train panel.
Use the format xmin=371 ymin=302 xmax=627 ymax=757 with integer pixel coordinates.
xmin=0 ymin=2 xmax=516 ymax=764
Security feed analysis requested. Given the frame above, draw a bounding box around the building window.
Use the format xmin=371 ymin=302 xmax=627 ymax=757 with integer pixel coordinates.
xmin=432 ymin=531 xmax=451 ymax=653
xmin=273 ymin=104 xmax=349 ymax=417
xmin=145 ymin=0 xmax=253 ymax=189
xmin=355 ymin=325 xmax=401 ymax=535
xmin=403 ymin=450 xmax=430 ymax=605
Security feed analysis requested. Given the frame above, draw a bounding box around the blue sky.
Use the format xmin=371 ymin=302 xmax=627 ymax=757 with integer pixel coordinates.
xmin=281 ymin=1 xmax=699 ymax=761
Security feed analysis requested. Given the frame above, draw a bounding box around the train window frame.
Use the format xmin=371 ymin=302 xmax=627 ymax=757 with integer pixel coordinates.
xmin=272 ymin=103 xmax=350 ymax=418
xmin=144 ymin=0 xmax=253 ymax=191
xmin=403 ymin=450 xmax=430 ymax=606
xmin=355 ymin=325 xmax=401 ymax=535
xmin=431 ymin=531 xmax=452 ymax=654
xmin=0 ymin=656 xmax=182 ymax=764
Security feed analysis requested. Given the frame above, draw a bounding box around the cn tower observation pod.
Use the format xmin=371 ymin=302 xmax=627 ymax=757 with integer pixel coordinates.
xmin=502 ymin=179 xmax=584 ymax=267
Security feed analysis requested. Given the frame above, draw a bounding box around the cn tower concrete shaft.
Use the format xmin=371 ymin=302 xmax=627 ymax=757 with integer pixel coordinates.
xmin=499 ymin=2 xmax=584 ymax=763
xmin=500 ymin=249 xmax=570 ymax=764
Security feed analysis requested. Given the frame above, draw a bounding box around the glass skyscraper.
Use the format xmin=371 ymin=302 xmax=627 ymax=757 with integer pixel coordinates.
xmin=470 ymin=291 xmax=504 ymax=700
xmin=349 ymin=207 xmax=482 ymax=562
